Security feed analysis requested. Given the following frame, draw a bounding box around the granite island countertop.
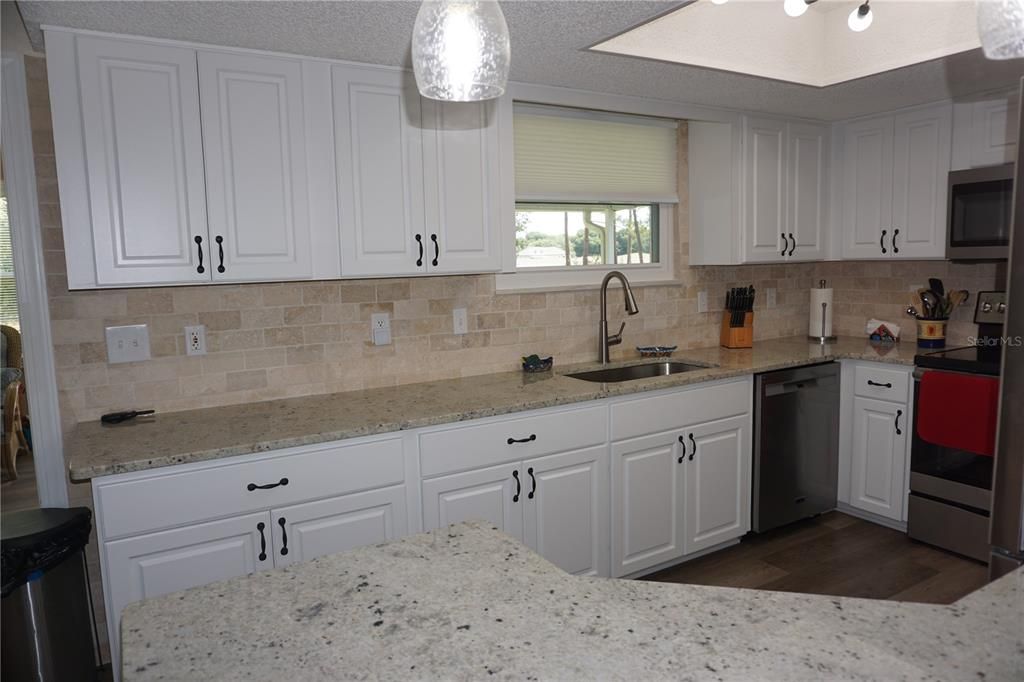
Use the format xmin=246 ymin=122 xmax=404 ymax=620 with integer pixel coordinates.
xmin=121 ymin=522 xmax=1023 ymax=681
xmin=68 ymin=335 xmax=917 ymax=480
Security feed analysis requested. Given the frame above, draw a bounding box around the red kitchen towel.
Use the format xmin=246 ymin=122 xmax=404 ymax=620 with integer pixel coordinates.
xmin=917 ymin=371 xmax=1000 ymax=456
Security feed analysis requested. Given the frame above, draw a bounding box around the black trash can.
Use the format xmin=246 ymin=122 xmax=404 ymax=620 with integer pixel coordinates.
xmin=1 ymin=507 xmax=98 ymax=682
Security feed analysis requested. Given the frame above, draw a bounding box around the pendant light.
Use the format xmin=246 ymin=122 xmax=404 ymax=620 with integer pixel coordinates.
xmin=784 ymin=0 xmax=815 ymax=18
xmin=848 ymin=1 xmax=873 ymax=32
xmin=710 ymin=0 xmax=729 ymax=5
xmin=977 ymin=0 xmax=1024 ymax=59
xmin=412 ymin=0 xmax=511 ymax=102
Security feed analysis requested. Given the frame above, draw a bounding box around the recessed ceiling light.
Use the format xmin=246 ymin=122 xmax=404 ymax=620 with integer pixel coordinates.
xmin=848 ymin=1 xmax=873 ymax=32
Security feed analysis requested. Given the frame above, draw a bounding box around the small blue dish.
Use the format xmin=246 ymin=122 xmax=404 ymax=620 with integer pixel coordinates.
xmin=522 ymin=355 xmax=553 ymax=373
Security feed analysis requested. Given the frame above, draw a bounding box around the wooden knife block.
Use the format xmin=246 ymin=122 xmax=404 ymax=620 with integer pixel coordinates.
xmin=720 ymin=311 xmax=754 ymax=349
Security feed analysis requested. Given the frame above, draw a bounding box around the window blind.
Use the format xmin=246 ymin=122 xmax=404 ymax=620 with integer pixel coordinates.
xmin=514 ymin=105 xmax=678 ymax=204
xmin=0 ymin=196 xmax=18 ymax=330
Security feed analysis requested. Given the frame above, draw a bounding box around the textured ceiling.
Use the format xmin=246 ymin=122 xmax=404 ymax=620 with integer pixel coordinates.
xmin=16 ymin=0 xmax=1024 ymax=121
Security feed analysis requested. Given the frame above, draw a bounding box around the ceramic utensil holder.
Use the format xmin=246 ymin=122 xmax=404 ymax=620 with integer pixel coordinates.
xmin=917 ymin=319 xmax=948 ymax=348
xmin=720 ymin=311 xmax=754 ymax=349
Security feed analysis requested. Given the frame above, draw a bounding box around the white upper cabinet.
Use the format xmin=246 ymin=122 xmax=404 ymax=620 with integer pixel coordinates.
xmin=951 ymin=90 xmax=1020 ymax=170
xmin=53 ymin=33 xmax=210 ymax=287
xmin=787 ymin=122 xmax=828 ymax=261
xmin=421 ymin=99 xmax=506 ymax=273
xmin=332 ymin=65 xmax=427 ymax=277
xmin=743 ymin=117 xmax=788 ymax=263
xmin=840 ymin=103 xmax=950 ymax=260
xmin=197 ymin=51 xmax=314 ymax=281
xmin=742 ymin=117 xmax=829 ymax=263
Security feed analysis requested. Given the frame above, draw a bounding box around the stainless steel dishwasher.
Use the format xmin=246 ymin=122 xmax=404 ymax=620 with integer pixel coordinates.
xmin=753 ymin=363 xmax=840 ymax=532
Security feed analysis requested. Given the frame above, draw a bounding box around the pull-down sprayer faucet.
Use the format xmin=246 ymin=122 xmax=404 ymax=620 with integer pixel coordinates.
xmin=598 ymin=270 xmax=640 ymax=364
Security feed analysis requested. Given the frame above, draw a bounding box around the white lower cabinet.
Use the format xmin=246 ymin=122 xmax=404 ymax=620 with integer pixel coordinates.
xmin=684 ymin=415 xmax=751 ymax=555
xmin=270 ymin=485 xmax=408 ymax=567
xmin=848 ymin=396 xmax=908 ymax=521
xmin=420 ymin=445 xmax=609 ymax=577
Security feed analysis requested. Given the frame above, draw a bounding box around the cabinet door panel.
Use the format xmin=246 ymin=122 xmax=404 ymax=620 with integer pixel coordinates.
xmin=891 ymin=105 xmax=951 ymax=259
xmin=422 ymin=100 xmax=502 ymax=273
xmin=421 ymin=463 xmax=524 ymax=540
xmin=271 ymin=485 xmax=407 ymax=567
xmin=842 ymin=117 xmax=893 ymax=259
xmin=743 ymin=117 xmax=787 ymax=262
xmin=75 ymin=36 xmax=208 ymax=285
xmin=850 ymin=396 xmax=908 ymax=521
xmin=612 ymin=433 xmax=684 ymax=577
xmin=523 ymin=446 xmax=609 ymax=577
xmin=103 ymin=512 xmax=271 ymax=671
xmin=684 ymin=415 xmax=751 ymax=554
xmin=199 ymin=52 xmax=312 ymax=280
xmin=333 ymin=66 xmax=425 ymax=276
xmin=788 ymin=122 xmax=827 ymax=261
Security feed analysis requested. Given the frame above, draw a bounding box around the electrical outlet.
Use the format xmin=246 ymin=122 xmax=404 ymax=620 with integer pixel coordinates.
xmin=105 ymin=324 xmax=151 ymax=364
xmin=697 ymin=290 xmax=708 ymax=314
xmin=185 ymin=325 xmax=207 ymax=356
xmin=766 ymin=288 xmax=777 ymax=309
xmin=452 ymin=308 xmax=468 ymax=335
xmin=371 ymin=313 xmax=392 ymax=346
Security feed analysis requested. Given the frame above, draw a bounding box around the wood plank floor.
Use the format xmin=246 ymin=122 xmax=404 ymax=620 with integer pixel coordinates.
xmin=643 ymin=511 xmax=990 ymax=604
xmin=1 ymin=454 xmax=39 ymax=513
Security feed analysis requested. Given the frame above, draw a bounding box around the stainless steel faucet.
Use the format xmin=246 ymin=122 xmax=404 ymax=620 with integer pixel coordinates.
xmin=599 ymin=270 xmax=640 ymax=364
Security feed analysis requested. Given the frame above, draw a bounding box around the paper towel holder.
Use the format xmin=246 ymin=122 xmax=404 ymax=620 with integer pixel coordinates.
xmin=809 ymin=279 xmax=837 ymax=344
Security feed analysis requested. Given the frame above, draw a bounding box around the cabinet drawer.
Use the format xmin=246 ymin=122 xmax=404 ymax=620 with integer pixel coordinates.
xmin=853 ymin=364 xmax=910 ymax=402
xmin=419 ymin=404 xmax=607 ymax=477
xmin=611 ymin=379 xmax=750 ymax=441
xmin=96 ymin=437 xmax=404 ymax=540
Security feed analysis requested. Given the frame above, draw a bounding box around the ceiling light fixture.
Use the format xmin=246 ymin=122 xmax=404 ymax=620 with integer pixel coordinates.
xmin=412 ymin=0 xmax=511 ymax=102
xmin=783 ymin=0 xmax=816 ymax=19
xmin=848 ymin=1 xmax=873 ymax=32
xmin=977 ymin=0 xmax=1024 ymax=59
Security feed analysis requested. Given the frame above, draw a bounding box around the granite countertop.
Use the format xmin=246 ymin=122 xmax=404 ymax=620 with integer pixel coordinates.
xmin=121 ymin=522 xmax=1023 ymax=681
xmin=67 ymin=335 xmax=916 ymax=481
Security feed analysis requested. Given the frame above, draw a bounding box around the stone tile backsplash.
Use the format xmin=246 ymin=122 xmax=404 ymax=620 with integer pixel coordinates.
xmin=25 ymin=56 xmax=1005 ymax=429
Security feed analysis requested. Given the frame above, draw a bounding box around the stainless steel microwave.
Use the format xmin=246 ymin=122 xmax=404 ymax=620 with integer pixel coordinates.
xmin=947 ymin=163 xmax=1014 ymax=260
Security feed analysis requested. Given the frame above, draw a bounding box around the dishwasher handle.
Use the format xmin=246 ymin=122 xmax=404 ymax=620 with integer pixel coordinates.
xmin=764 ymin=378 xmax=819 ymax=397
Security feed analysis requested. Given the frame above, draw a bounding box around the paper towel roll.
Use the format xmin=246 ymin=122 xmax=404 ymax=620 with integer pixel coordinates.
xmin=809 ymin=287 xmax=835 ymax=340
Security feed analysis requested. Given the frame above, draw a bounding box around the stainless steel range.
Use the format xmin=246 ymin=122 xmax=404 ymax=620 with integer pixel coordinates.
xmin=908 ymin=292 xmax=1006 ymax=561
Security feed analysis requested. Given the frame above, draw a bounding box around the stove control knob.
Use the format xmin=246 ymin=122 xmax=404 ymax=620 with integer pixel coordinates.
xmin=997 ymin=302 xmax=1006 ymax=314
xmin=982 ymin=301 xmax=993 ymax=313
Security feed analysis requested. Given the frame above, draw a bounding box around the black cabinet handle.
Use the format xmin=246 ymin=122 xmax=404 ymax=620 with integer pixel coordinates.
xmin=688 ymin=433 xmax=697 ymax=461
xmin=788 ymin=233 xmax=796 ymax=256
xmin=247 ymin=477 xmax=288 ymax=492
xmin=415 ymin=234 xmax=423 ymax=267
xmin=194 ymin=235 xmax=205 ymax=274
xmin=278 ymin=517 xmax=288 ymax=556
xmin=892 ymin=228 xmax=899 ymax=254
xmin=430 ymin=234 xmax=439 ymax=267
xmin=512 ymin=470 xmax=520 ymax=503
xmin=257 ymin=522 xmax=267 ymax=562
xmin=780 ymin=233 xmax=789 ymax=257
xmin=215 ymin=235 xmax=225 ymax=273
xmin=677 ymin=435 xmax=685 ymax=463
xmin=880 ymin=229 xmax=887 ymax=255
xmin=895 ymin=409 xmax=903 ymax=435
xmin=867 ymin=380 xmax=892 ymax=388
xmin=507 ymin=434 xmax=536 ymax=445
xmin=527 ymin=467 xmax=536 ymax=499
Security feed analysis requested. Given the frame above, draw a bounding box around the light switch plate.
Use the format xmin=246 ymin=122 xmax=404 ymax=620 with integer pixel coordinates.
xmin=371 ymin=313 xmax=391 ymax=346
xmin=697 ymin=290 xmax=708 ymax=313
xmin=452 ymin=308 xmax=468 ymax=335
xmin=105 ymin=324 xmax=151 ymax=364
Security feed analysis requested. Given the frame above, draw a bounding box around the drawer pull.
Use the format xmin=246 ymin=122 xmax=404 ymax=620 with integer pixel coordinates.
xmin=257 ymin=522 xmax=267 ymax=562
xmin=507 ymin=434 xmax=537 ymax=445
xmin=247 ymin=477 xmax=289 ymax=492
xmin=867 ymin=380 xmax=892 ymax=388
xmin=688 ymin=433 xmax=697 ymax=461
xmin=278 ymin=517 xmax=289 ymax=556
xmin=527 ymin=467 xmax=536 ymax=499
xmin=895 ymin=409 xmax=903 ymax=435
xmin=512 ymin=470 xmax=520 ymax=503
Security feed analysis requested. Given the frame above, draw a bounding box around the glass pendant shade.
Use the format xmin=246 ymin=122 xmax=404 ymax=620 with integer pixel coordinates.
xmin=784 ymin=0 xmax=809 ymax=18
xmin=412 ymin=0 xmax=511 ymax=102
xmin=977 ymin=0 xmax=1024 ymax=59
xmin=710 ymin=0 xmax=729 ymax=5
xmin=847 ymin=3 xmax=873 ymax=32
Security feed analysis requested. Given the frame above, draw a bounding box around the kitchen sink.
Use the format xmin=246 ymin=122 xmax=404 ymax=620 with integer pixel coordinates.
xmin=566 ymin=361 xmax=710 ymax=383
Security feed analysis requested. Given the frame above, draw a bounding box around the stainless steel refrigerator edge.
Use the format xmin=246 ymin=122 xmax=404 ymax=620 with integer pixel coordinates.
xmin=753 ymin=363 xmax=840 ymax=532
xmin=988 ymin=77 xmax=1024 ymax=581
